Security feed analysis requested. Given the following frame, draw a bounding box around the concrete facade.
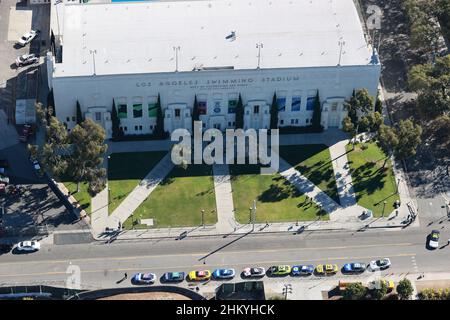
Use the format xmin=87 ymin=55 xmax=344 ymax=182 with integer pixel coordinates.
xmin=46 ymin=0 xmax=381 ymax=139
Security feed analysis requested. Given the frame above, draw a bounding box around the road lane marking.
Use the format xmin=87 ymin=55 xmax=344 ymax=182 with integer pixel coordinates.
xmin=0 ymin=242 xmax=415 ymax=267
xmin=0 ymin=253 xmax=416 ymax=278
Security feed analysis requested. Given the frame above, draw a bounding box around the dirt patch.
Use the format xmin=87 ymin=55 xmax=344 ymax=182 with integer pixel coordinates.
xmin=98 ymin=292 xmax=191 ymax=300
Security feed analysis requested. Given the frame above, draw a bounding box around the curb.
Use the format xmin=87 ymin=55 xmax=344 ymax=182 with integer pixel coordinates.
xmin=89 ymin=223 xmax=413 ymax=242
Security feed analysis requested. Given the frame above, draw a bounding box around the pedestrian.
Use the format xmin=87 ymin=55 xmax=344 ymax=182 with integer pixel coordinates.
xmin=124 ymin=272 xmax=128 ymax=279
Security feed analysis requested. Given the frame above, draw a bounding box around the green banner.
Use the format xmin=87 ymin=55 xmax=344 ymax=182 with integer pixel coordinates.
xmin=148 ymin=103 xmax=157 ymax=118
xmin=118 ymin=104 xmax=127 ymax=119
xmin=133 ymin=103 xmax=143 ymax=118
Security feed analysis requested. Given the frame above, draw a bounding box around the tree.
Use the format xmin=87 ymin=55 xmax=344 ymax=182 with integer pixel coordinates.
xmin=375 ymin=95 xmax=383 ymax=114
xmin=377 ymin=124 xmax=399 ymax=168
xmin=343 ymin=283 xmax=367 ymax=300
xmin=312 ymin=90 xmax=322 ymax=129
xmin=408 ymin=55 xmax=450 ymax=118
xmin=111 ymin=99 xmax=120 ymax=139
xmin=364 ymin=111 xmax=383 ymax=132
xmin=154 ymin=93 xmax=164 ymax=137
xmin=67 ymin=118 xmax=108 ymax=195
xmin=35 ymin=102 xmax=47 ymax=128
xmin=370 ymin=281 xmax=388 ymax=300
xmin=344 ymin=89 xmax=374 ymax=125
xmin=342 ymin=116 xmax=355 ymax=133
xmin=39 ymin=116 xmax=70 ymax=178
xmin=47 ymin=89 xmax=55 ymax=117
xmin=235 ymin=93 xmax=244 ymax=129
xmin=394 ymin=119 xmax=423 ymax=160
xmin=76 ymin=100 xmax=83 ymax=125
xmin=397 ymin=279 xmax=414 ymax=300
xmin=270 ymin=92 xmax=279 ymax=129
xmin=192 ymin=94 xmax=199 ymax=130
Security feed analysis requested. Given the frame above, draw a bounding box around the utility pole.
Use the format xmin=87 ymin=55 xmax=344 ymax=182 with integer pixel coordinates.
xmin=256 ymin=43 xmax=264 ymax=69
xmin=282 ymin=284 xmax=292 ymax=300
xmin=173 ymin=46 xmax=181 ymax=72
xmin=249 ymin=200 xmax=256 ymax=231
xmin=382 ymin=201 xmax=387 ymax=217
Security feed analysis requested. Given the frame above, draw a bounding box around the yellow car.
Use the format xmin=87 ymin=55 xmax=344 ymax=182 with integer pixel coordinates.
xmin=315 ymin=264 xmax=339 ymax=275
xmin=188 ymin=270 xmax=212 ymax=281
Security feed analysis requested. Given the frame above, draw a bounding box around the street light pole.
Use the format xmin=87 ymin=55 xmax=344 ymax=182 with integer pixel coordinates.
xmin=282 ymin=284 xmax=292 ymax=300
xmin=382 ymin=201 xmax=387 ymax=217
xmin=201 ymin=209 xmax=205 ymax=228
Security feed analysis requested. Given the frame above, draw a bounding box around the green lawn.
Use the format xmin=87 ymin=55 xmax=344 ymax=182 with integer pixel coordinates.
xmin=280 ymin=144 xmax=340 ymax=204
xmin=63 ymin=181 xmax=91 ymax=215
xmin=230 ymin=164 xmax=328 ymax=224
xmin=108 ymin=151 xmax=167 ymax=214
xmin=346 ymin=142 xmax=400 ymax=217
xmin=123 ymin=164 xmax=217 ymax=229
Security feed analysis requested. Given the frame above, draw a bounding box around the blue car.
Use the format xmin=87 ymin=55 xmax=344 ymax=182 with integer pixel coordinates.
xmin=162 ymin=272 xmax=185 ymax=283
xmin=212 ymin=268 xmax=235 ymax=280
xmin=342 ymin=262 xmax=366 ymax=274
xmin=291 ymin=265 xmax=314 ymax=276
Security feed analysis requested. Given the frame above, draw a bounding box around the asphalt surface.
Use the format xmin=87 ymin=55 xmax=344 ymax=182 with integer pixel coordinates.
xmin=0 ymin=226 xmax=448 ymax=289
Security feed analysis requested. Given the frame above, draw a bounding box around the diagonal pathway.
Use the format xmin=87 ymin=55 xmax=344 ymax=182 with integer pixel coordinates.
xmin=109 ymin=153 xmax=174 ymax=225
xmin=328 ymin=140 xmax=358 ymax=208
xmin=278 ymin=157 xmax=341 ymax=214
xmin=212 ymin=164 xmax=237 ymax=233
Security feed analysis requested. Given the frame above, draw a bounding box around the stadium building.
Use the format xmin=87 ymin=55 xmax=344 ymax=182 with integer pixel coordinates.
xmin=47 ymin=0 xmax=381 ymax=139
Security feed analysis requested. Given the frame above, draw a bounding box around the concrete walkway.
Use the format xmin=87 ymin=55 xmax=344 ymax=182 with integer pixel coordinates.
xmin=278 ymin=157 xmax=341 ymax=214
xmin=109 ymin=153 xmax=174 ymax=225
xmin=212 ymin=164 xmax=237 ymax=233
xmin=328 ymin=140 xmax=358 ymax=208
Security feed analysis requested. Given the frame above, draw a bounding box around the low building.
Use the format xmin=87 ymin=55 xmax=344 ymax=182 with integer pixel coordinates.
xmin=47 ymin=0 xmax=381 ymax=138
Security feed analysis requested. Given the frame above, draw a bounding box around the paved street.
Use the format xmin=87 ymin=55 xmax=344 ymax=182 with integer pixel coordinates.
xmin=0 ymin=226 xmax=448 ymax=297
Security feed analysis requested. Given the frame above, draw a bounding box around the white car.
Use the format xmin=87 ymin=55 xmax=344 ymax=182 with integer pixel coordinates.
xmin=242 ymin=267 xmax=266 ymax=278
xmin=15 ymin=54 xmax=39 ymax=67
xmin=17 ymin=30 xmax=40 ymax=47
xmin=16 ymin=241 xmax=40 ymax=252
xmin=368 ymin=258 xmax=391 ymax=271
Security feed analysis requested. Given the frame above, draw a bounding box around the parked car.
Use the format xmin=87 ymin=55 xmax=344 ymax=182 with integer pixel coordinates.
xmin=162 ymin=271 xmax=185 ymax=283
xmin=368 ymin=258 xmax=391 ymax=271
xmin=315 ymin=264 xmax=339 ymax=275
xmin=242 ymin=267 xmax=265 ymax=278
xmin=131 ymin=272 xmax=156 ymax=285
xmin=268 ymin=265 xmax=291 ymax=276
xmin=291 ymin=265 xmax=314 ymax=276
xmin=16 ymin=240 xmax=40 ymax=252
xmin=212 ymin=268 xmax=235 ymax=280
xmin=15 ymin=54 xmax=39 ymax=67
xmin=31 ymin=160 xmax=44 ymax=178
xmin=342 ymin=262 xmax=366 ymax=274
xmin=428 ymin=230 xmax=440 ymax=249
xmin=17 ymin=30 xmax=40 ymax=46
xmin=188 ymin=270 xmax=211 ymax=281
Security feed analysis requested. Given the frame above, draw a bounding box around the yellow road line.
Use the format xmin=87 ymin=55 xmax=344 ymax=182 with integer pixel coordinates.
xmin=0 ymin=242 xmax=414 ymax=267
xmin=0 ymin=253 xmax=416 ymax=278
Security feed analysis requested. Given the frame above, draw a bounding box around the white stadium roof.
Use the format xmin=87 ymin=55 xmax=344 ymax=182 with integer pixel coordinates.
xmin=55 ymin=0 xmax=374 ymax=77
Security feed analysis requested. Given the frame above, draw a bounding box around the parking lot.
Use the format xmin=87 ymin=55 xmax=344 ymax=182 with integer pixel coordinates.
xmin=0 ymin=1 xmax=89 ymax=240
